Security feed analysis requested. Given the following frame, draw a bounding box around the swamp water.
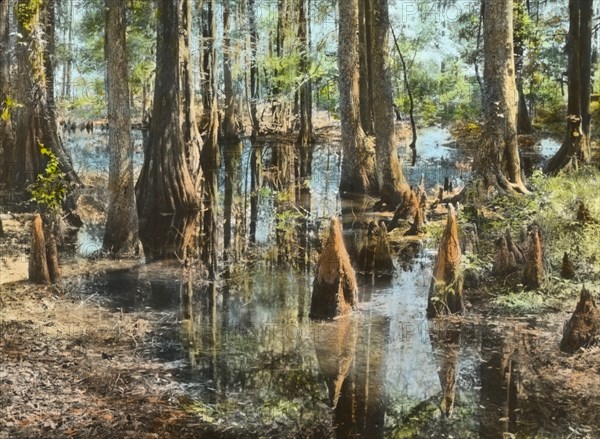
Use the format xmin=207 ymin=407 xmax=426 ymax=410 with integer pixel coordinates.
xmin=60 ymin=127 xmax=562 ymax=438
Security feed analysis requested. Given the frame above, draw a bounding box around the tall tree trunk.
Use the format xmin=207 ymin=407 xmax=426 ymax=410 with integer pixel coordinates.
xmin=222 ymin=0 xmax=239 ymax=143
xmin=6 ymin=0 xmax=79 ymax=193
xmin=103 ymin=0 xmax=138 ymax=254
xmin=371 ymin=0 xmax=409 ymax=205
xmin=476 ymin=0 xmax=527 ymax=193
xmin=136 ymin=0 xmax=201 ymax=261
xmin=248 ymin=0 xmax=260 ymax=138
xmin=390 ymin=26 xmax=417 ymax=166
xmin=338 ymin=0 xmax=376 ymax=193
xmin=546 ymin=0 xmax=593 ymax=174
xmin=514 ymin=0 xmax=533 ymax=134
xmin=180 ymin=0 xmax=201 ymax=179
xmin=296 ymin=0 xmax=313 ymax=179
xmin=0 ymin=0 xmax=13 ymax=177
xmin=358 ymin=0 xmax=374 ymax=135
xmin=200 ymin=0 xmax=220 ymax=276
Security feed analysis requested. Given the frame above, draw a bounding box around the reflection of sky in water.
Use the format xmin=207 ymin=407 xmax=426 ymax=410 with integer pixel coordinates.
xmin=538 ymin=138 xmax=561 ymax=158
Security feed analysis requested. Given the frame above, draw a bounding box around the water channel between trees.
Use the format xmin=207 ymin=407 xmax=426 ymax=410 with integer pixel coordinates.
xmin=64 ymin=127 xmax=561 ymax=438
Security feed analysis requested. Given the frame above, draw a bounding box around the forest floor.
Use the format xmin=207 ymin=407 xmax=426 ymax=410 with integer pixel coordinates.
xmin=1 ymin=121 xmax=600 ymax=437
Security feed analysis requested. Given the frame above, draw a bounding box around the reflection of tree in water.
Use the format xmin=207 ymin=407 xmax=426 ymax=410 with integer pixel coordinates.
xmin=429 ymin=323 xmax=461 ymax=418
xmin=384 ymin=323 xmax=479 ymax=438
xmin=315 ymin=317 xmax=389 ymax=439
xmin=178 ymin=270 xmax=332 ymax=433
xmin=479 ymin=325 xmax=522 ymax=439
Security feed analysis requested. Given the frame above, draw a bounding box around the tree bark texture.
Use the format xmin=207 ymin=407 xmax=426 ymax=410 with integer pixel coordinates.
xmin=0 ymin=0 xmax=13 ymax=179
xmin=29 ymin=214 xmax=50 ymax=285
xmin=296 ymin=0 xmax=313 ymax=180
xmin=200 ymin=0 xmax=220 ymax=276
xmin=103 ymin=0 xmax=138 ymax=255
xmin=477 ymin=0 xmax=527 ymax=193
xmin=136 ymin=0 xmax=200 ymax=261
xmin=427 ymin=205 xmax=463 ymax=317
xmin=370 ymin=0 xmax=409 ymax=203
xmin=546 ymin=0 xmax=593 ymax=174
xmin=310 ymin=218 xmax=358 ymax=319
xmin=338 ymin=0 xmax=377 ymax=194
xmin=560 ymin=286 xmax=599 ymax=353
xmin=5 ymin=0 xmax=79 ymax=193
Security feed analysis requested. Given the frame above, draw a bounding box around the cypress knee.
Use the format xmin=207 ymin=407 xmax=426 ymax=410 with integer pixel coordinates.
xmin=46 ymin=233 xmax=61 ymax=284
xmin=374 ymin=221 xmax=394 ymax=272
xmin=523 ymin=227 xmax=544 ymax=290
xmin=427 ymin=205 xmax=463 ymax=317
xmin=560 ymin=287 xmax=599 ymax=353
xmin=28 ymin=214 xmax=50 ymax=285
xmin=561 ymin=252 xmax=575 ymax=279
xmin=310 ymin=218 xmax=358 ymax=319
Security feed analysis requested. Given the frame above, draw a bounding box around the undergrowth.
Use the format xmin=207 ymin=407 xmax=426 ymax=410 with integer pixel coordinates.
xmin=461 ymin=166 xmax=600 ymax=314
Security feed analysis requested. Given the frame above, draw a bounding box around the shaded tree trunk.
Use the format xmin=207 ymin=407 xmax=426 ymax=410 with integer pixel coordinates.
xmin=546 ymin=0 xmax=593 ymax=173
xmin=222 ymin=0 xmax=239 ymax=144
xmin=296 ymin=0 xmax=313 ymax=180
xmin=514 ymin=0 xmax=533 ymax=134
xmin=200 ymin=0 xmax=220 ymax=276
xmin=249 ymin=142 xmax=263 ymax=244
xmin=136 ymin=0 xmax=201 ymax=261
xmin=6 ymin=0 xmax=79 ymax=193
xmin=248 ymin=0 xmax=260 ymax=138
xmin=476 ymin=0 xmax=527 ymax=194
xmin=103 ymin=0 xmax=138 ymax=254
xmin=338 ymin=0 xmax=377 ymax=194
xmin=0 ymin=0 xmax=13 ymax=177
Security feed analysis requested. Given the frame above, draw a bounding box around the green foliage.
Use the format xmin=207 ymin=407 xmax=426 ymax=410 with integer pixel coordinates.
xmin=477 ymin=168 xmax=600 ymax=313
xmin=57 ymin=93 xmax=105 ymax=120
xmin=28 ymin=144 xmax=68 ymax=213
xmin=1 ymin=97 xmax=23 ymax=122
xmin=16 ymin=0 xmax=42 ymax=31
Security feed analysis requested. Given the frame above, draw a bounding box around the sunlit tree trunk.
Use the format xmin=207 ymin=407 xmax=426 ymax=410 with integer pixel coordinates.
xmin=103 ymin=0 xmax=138 ymax=254
xmin=476 ymin=0 xmax=527 ymax=193
xmin=371 ymin=0 xmax=409 ymax=204
xmin=358 ymin=0 xmax=374 ymax=135
xmin=180 ymin=0 xmax=201 ymax=178
xmin=136 ymin=0 xmax=200 ymax=261
xmin=546 ymin=0 xmax=593 ymax=173
xmin=338 ymin=0 xmax=376 ymax=193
